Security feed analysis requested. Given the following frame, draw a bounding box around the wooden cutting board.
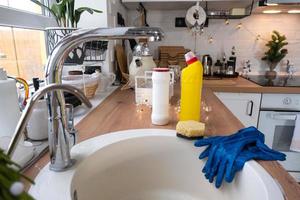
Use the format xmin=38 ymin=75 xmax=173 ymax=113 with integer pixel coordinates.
xmin=115 ymin=44 xmax=128 ymax=83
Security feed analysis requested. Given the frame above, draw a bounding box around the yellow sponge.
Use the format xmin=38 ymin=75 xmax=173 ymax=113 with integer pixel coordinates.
xmin=176 ymin=120 xmax=205 ymax=139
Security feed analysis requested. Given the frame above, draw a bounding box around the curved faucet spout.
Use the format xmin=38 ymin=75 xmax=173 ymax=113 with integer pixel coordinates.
xmin=43 ymin=27 xmax=163 ymax=171
xmin=7 ymin=84 xmax=91 ymax=158
xmin=45 ymin=27 xmax=164 ymax=83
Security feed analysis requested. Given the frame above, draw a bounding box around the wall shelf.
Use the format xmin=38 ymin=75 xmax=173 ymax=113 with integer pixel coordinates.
xmin=207 ymin=15 xmax=251 ymax=19
xmin=122 ymin=0 xmax=255 ymax=19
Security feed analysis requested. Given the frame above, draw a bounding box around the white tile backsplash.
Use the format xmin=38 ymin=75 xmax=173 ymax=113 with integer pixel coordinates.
xmin=128 ymin=10 xmax=300 ymax=74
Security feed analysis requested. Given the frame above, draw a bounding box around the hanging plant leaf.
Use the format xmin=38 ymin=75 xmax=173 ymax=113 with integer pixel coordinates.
xmin=31 ymin=0 xmax=68 ymax=26
xmin=66 ymin=0 xmax=75 ymax=27
xmin=74 ymin=7 xmax=102 ymax=27
xmin=31 ymin=0 xmax=58 ymax=20
xmin=51 ymin=1 xmax=68 ymax=26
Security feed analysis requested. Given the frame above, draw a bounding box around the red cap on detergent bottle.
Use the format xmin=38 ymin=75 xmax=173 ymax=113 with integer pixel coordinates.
xmin=185 ymin=51 xmax=198 ymax=65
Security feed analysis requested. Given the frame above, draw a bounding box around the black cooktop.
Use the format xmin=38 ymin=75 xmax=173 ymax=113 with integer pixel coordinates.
xmin=242 ymin=75 xmax=300 ymax=87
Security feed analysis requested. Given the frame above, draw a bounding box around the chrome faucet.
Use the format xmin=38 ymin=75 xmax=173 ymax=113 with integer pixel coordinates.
xmin=21 ymin=27 xmax=163 ymax=172
xmin=7 ymin=84 xmax=92 ymax=165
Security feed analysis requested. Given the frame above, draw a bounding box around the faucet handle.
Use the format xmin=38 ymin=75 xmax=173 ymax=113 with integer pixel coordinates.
xmin=69 ymin=129 xmax=77 ymax=148
xmin=65 ymin=104 xmax=77 ymax=147
xmin=65 ymin=104 xmax=75 ymax=130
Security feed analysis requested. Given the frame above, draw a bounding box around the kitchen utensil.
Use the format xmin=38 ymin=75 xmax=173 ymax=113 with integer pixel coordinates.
xmin=227 ymin=60 xmax=235 ymax=75
xmin=168 ymin=65 xmax=181 ymax=81
xmin=159 ymin=46 xmax=186 ymax=69
xmin=128 ymin=43 xmax=156 ymax=88
xmin=213 ymin=60 xmax=222 ymax=75
xmin=115 ymin=44 xmax=129 ymax=83
xmin=202 ymin=54 xmax=213 ymax=76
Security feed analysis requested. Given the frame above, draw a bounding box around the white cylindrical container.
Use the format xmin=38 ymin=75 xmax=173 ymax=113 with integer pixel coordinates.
xmin=0 ymin=68 xmax=21 ymax=137
xmin=26 ymin=99 xmax=48 ymax=140
xmin=151 ymin=68 xmax=170 ymax=125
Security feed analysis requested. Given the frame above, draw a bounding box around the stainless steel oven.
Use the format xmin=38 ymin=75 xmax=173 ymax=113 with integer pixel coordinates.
xmin=258 ymin=94 xmax=300 ymax=182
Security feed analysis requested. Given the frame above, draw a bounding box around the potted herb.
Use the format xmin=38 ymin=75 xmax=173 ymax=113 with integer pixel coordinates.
xmin=261 ymin=30 xmax=288 ymax=78
xmin=31 ymin=0 xmax=102 ymax=64
xmin=0 ymin=148 xmax=34 ymax=200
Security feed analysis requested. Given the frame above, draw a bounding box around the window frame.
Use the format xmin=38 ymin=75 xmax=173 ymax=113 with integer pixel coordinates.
xmin=0 ymin=0 xmax=57 ymax=80
xmin=0 ymin=0 xmax=57 ymax=30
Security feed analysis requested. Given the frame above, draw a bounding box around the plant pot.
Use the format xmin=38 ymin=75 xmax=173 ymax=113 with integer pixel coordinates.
xmin=46 ymin=27 xmax=86 ymax=65
xmin=265 ymin=70 xmax=277 ymax=79
xmin=264 ymin=62 xmax=278 ymax=79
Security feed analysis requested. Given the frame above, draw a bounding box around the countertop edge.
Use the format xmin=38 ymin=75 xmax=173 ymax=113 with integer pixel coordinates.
xmin=203 ymin=77 xmax=300 ymax=94
xmin=23 ymin=85 xmax=300 ymax=200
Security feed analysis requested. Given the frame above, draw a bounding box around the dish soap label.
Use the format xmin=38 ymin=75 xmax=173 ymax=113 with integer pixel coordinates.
xmin=180 ymin=52 xmax=203 ymax=121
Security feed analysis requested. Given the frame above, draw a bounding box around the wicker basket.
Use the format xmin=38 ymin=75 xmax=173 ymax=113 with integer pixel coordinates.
xmin=62 ymin=73 xmax=100 ymax=99
xmin=83 ymin=83 xmax=98 ymax=99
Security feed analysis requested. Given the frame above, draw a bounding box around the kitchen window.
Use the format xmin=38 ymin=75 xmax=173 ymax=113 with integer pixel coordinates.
xmin=0 ymin=0 xmax=57 ymax=80
xmin=0 ymin=0 xmax=42 ymax=14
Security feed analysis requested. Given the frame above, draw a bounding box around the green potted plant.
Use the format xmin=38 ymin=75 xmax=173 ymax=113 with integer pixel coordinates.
xmin=31 ymin=0 xmax=102 ymax=64
xmin=261 ymin=30 xmax=288 ymax=78
xmin=0 ymin=148 xmax=34 ymax=200
xmin=31 ymin=0 xmax=102 ymax=28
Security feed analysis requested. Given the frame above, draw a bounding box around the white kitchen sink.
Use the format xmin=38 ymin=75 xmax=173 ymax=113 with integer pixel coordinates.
xmin=29 ymin=129 xmax=284 ymax=200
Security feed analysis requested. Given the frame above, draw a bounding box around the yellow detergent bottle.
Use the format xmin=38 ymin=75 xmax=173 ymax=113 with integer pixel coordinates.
xmin=180 ymin=51 xmax=203 ymax=121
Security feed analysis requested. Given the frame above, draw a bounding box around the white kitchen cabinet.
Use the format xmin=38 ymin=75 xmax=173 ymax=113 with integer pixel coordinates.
xmin=214 ymin=92 xmax=262 ymax=127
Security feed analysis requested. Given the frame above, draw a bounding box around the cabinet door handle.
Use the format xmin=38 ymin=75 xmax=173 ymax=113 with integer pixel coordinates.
xmin=247 ymin=100 xmax=254 ymax=116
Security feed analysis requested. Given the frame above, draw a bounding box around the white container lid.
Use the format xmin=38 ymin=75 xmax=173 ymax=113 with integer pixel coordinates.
xmin=153 ymin=68 xmax=169 ymax=72
xmin=184 ymin=51 xmax=196 ymax=62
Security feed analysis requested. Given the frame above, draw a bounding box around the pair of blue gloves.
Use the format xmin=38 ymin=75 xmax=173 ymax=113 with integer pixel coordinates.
xmin=194 ymin=126 xmax=286 ymax=188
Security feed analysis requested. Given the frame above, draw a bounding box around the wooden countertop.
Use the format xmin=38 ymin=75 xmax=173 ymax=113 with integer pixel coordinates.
xmin=24 ymin=85 xmax=300 ymax=199
xmin=204 ymin=76 xmax=300 ymax=93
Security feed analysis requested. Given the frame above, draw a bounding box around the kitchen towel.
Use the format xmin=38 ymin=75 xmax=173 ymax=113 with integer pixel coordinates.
xmin=290 ymin=114 xmax=300 ymax=152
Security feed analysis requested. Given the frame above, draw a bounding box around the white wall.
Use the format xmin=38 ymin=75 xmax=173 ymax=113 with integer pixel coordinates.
xmin=76 ymin=0 xmax=128 ymax=73
xmin=76 ymin=0 xmax=108 ymax=28
xmin=128 ymin=10 xmax=300 ymax=73
xmin=106 ymin=0 xmax=128 ymax=73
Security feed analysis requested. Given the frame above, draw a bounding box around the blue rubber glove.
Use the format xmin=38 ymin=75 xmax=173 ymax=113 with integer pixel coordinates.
xmin=225 ymin=142 xmax=286 ymax=183
xmin=196 ymin=126 xmax=264 ymax=177
xmin=196 ymin=126 xmax=262 ymax=160
xmin=199 ymin=131 xmax=264 ymax=187
xmin=194 ymin=127 xmax=286 ymax=188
